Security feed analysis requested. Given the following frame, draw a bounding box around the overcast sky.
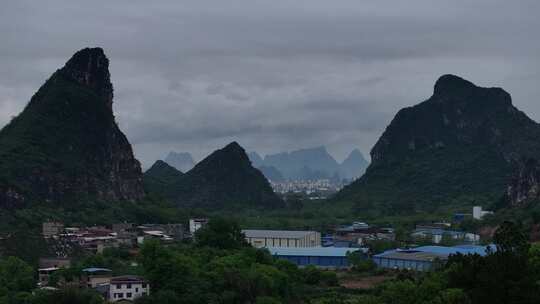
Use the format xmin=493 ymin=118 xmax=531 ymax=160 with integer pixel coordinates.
xmin=1 ymin=1 xmax=539 ymax=167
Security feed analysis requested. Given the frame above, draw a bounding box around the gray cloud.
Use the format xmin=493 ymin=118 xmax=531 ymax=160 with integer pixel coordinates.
xmin=1 ymin=0 xmax=540 ymax=166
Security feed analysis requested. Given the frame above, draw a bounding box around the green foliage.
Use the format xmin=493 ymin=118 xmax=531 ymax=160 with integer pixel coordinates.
xmin=195 ymin=218 xmax=248 ymax=250
xmin=347 ymin=251 xmax=376 ymax=273
xmin=30 ymin=288 xmax=104 ymax=304
xmin=0 ymin=256 xmax=35 ymax=302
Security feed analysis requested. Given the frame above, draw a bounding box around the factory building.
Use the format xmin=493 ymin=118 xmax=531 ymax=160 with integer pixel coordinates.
xmin=267 ymin=247 xmax=365 ymax=268
xmin=373 ymin=245 xmax=493 ymax=271
xmin=242 ymin=230 xmax=321 ymax=248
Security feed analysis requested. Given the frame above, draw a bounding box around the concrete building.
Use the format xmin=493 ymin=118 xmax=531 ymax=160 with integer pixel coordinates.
xmin=189 ymin=218 xmax=208 ymax=234
xmin=373 ymin=245 xmax=493 ymax=271
xmin=473 ymin=206 xmax=494 ymax=220
xmin=109 ymin=276 xmax=150 ymax=302
xmin=38 ymin=267 xmax=59 ymax=287
xmin=242 ymin=230 xmax=321 ymax=248
xmin=268 ymin=247 xmax=365 ymax=268
xmin=82 ymin=268 xmax=113 ymax=288
xmin=411 ymin=228 xmax=480 ymax=244
xmin=42 ymin=222 xmax=64 ymax=238
xmin=39 ymin=257 xmax=71 ymax=269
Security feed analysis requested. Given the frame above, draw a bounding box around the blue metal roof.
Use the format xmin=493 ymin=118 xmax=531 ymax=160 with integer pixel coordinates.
xmin=374 ymin=244 xmax=494 ymax=258
xmin=266 ymin=247 xmax=365 ymax=257
xmin=82 ymin=267 xmax=112 ymax=273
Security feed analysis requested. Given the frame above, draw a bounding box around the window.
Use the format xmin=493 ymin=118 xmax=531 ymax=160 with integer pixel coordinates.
xmin=135 ymin=288 xmax=139 ymax=292
xmin=142 ymin=292 xmax=147 ymax=296
xmin=142 ymin=283 xmax=147 ymax=288
xmin=127 ymin=283 xmax=132 ymax=289
xmin=116 ymin=284 xmax=122 ymax=289
xmin=118 ymin=293 xmax=124 ymax=298
xmin=127 ymin=293 xmax=132 ymax=298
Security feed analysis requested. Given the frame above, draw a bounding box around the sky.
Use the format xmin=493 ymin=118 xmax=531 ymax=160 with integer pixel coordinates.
xmin=1 ymin=1 xmax=540 ymax=168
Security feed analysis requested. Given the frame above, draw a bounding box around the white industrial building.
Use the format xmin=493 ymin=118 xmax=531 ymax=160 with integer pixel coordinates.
xmin=242 ymin=229 xmax=321 ymax=248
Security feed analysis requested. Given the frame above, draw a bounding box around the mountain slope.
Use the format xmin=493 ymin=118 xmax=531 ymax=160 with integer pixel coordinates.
xmin=335 ymin=74 xmax=540 ymax=214
xmin=0 ymin=47 xmax=144 ymax=208
xmin=164 ymin=151 xmax=195 ymax=172
xmin=145 ymin=142 xmax=284 ymax=209
xmin=339 ymin=149 xmax=369 ymax=179
xmin=144 ymin=160 xmax=184 ymax=195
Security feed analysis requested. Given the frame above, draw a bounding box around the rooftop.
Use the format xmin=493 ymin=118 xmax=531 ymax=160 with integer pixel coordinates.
xmin=243 ymin=229 xmax=318 ymax=239
xmin=266 ymin=247 xmax=364 ymax=257
xmin=110 ymin=275 xmax=147 ymax=284
xmin=82 ymin=267 xmax=112 ymax=273
xmin=374 ymin=244 xmax=494 ymax=260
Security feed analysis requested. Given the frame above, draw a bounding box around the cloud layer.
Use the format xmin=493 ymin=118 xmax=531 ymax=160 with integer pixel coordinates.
xmin=1 ymin=0 xmax=540 ymax=167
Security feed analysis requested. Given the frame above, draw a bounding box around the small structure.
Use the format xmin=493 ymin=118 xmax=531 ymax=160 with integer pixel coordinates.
xmin=373 ymin=245 xmax=493 ymax=271
xmin=267 ymin=247 xmax=365 ymax=268
xmin=39 ymin=257 xmax=71 ymax=269
xmin=38 ymin=267 xmax=59 ymax=287
xmin=42 ymin=222 xmax=64 ymax=238
xmin=411 ymin=226 xmax=479 ymax=244
xmin=473 ymin=206 xmax=493 ymax=220
xmin=109 ymin=276 xmax=150 ymax=302
xmin=82 ymin=267 xmax=113 ymax=288
xmin=189 ymin=218 xmax=208 ymax=234
xmin=242 ymin=230 xmax=321 ymax=248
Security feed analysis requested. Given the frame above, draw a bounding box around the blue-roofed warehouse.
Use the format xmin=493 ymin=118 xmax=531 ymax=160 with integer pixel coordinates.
xmin=266 ymin=247 xmax=367 ymax=268
xmin=372 ymin=245 xmax=494 ymax=271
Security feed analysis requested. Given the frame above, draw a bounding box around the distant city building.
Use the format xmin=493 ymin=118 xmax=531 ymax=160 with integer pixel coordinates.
xmin=373 ymin=245 xmax=493 ymax=271
xmin=267 ymin=247 xmax=366 ymax=268
xmin=39 ymin=257 xmax=71 ymax=269
xmin=242 ymin=229 xmax=321 ymax=248
xmin=473 ymin=206 xmax=493 ymax=220
xmin=81 ymin=267 xmax=113 ymax=289
xmin=42 ymin=221 xmax=64 ymax=238
xmin=38 ymin=267 xmax=59 ymax=287
xmin=189 ymin=218 xmax=209 ymax=234
xmin=109 ymin=276 xmax=150 ymax=302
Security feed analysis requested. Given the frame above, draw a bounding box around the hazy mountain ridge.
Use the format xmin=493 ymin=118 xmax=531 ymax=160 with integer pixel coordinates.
xmin=248 ymin=146 xmax=368 ymax=181
xmin=145 ymin=142 xmax=284 ymax=209
xmin=164 ymin=151 xmax=195 ymax=172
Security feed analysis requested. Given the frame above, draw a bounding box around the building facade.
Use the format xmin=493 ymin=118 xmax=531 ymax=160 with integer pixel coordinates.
xmin=373 ymin=245 xmax=493 ymax=271
xmin=242 ymin=230 xmax=321 ymax=248
xmin=109 ymin=276 xmax=150 ymax=302
xmin=267 ymin=247 xmax=365 ymax=268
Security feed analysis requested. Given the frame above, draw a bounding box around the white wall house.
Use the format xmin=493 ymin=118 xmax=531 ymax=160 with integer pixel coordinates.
xmin=109 ymin=276 xmax=150 ymax=302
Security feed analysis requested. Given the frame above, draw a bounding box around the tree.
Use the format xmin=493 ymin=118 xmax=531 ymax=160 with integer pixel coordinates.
xmin=195 ymin=218 xmax=248 ymax=250
xmin=30 ymin=288 xmax=104 ymax=304
xmin=0 ymin=256 xmax=35 ymax=301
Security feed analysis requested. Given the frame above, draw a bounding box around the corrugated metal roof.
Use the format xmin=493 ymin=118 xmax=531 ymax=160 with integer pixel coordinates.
xmin=374 ymin=244 xmax=494 ymax=260
xmin=243 ymin=229 xmax=318 ymax=239
xmin=266 ymin=247 xmax=363 ymax=257
xmin=82 ymin=267 xmax=112 ymax=273
xmin=375 ymin=251 xmax=446 ymax=262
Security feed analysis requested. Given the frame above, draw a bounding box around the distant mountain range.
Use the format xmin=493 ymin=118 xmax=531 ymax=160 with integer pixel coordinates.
xmin=248 ymin=147 xmax=369 ymax=182
xmin=145 ymin=142 xmax=284 ymax=209
xmin=335 ymin=74 xmax=540 ymax=214
xmin=164 ymin=151 xmax=195 ymax=172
